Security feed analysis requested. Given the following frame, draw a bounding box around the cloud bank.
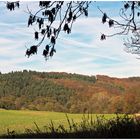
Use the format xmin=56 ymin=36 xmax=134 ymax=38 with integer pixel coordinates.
xmin=0 ymin=2 xmax=140 ymax=78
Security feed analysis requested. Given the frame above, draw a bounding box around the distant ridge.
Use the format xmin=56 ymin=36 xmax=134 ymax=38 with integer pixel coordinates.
xmin=0 ymin=70 xmax=140 ymax=114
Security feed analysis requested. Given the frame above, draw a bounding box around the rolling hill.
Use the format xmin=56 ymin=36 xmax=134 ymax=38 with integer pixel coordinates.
xmin=0 ymin=70 xmax=140 ymax=114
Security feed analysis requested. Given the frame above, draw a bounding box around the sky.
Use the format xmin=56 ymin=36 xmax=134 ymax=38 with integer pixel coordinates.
xmin=0 ymin=1 xmax=140 ymax=78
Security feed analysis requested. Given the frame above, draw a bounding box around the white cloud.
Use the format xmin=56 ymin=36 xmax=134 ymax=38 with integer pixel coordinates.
xmin=0 ymin=2 xmax=140 ymax=78
xmin=46 ymin=17 xmax=140 ymax=78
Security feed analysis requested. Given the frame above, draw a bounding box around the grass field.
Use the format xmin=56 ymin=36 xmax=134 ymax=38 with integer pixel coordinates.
xmin=0 ymin=109 xmax=119 ymax=135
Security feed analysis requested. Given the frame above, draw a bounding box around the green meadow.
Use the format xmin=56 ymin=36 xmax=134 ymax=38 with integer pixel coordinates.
xmin=0 ymin=109 xmax=119 ymax=135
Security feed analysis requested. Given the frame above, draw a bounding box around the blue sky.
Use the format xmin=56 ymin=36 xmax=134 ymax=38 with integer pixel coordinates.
xmin=0 ymin=1 xmax=140 ymax=78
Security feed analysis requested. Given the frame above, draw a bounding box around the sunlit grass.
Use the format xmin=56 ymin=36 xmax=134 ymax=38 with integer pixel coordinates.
xmin=0 ymin=109 xmax=121 ymax=135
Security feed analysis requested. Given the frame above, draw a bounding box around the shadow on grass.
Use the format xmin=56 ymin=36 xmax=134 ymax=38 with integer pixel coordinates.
xmin=1 ymin=114 xmax=140 ymax=138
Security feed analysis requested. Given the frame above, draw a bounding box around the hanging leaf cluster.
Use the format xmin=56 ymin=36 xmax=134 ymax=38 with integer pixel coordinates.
xmin=37 ymin=18 xmax=44 ymax=29
xmin=43 ymin=45 xmax=50 ymax=58
xmin=6 ymin=2 xmax=19 ymax=11
xmin=102 ymin=13 xmax=107 ymax=24
xmin=108 ymin=20 xmax=114 ymax=27
xmin=101 ymin=34 xmax=106 ymax=40
xmin=102 ymin=13 xmax=114 ymax=27
xmin=25 ymin=1 xmax=91 ymax=60
xmin=25 ymin=45 xmax=38 ymax=58
xmin=39 ymin=1 xmax=51 ymax=8
xmin=28 ymin=15 xmax=36 ymax=27
xmin=63 ymin=23 xmax=71 ymax=34
xmin=124 ymin=3 xmax=130 ymax=10
xmin=43 ymin=45 xmax=56 ymax=59
xmin=42 ymin=10 xmax=54 ymax=23
xmin=50 ymin=47 xmax=56 ymax=57
xmin=34 ymin=32 xmax=39 ymax=40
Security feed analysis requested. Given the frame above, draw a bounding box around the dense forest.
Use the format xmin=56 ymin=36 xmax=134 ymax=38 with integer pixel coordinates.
xmin=0 ymin=70 xmax=140 ymax=114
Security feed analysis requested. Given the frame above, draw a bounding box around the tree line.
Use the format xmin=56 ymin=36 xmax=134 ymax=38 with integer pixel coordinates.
xmin=0 ymin=70 xmax=140 ymax=114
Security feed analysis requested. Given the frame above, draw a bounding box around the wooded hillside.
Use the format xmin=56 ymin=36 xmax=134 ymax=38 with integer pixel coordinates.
xmin=0 ymin=70 xmax=140 ymax=114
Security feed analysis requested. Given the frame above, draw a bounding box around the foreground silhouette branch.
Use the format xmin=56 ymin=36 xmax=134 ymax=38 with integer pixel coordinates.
xmin=5 ymin=1 xmax=140 ymax=58
xmin=24 ymin=1 xmax=91 ymax=60
xmin=100 ymin=1 xmax=140 ymax=55
xmin=6 ymin=1 xmax=20 ymax=10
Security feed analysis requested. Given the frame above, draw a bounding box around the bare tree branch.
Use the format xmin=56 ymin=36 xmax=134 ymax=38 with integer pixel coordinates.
xmin=24 ymin=1 xmax=92 ymax=60
xmin=99 ymin=1 xmax=140 ymax=55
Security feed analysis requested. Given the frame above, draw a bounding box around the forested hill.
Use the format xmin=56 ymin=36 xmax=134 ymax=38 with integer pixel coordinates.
xmin=0 ymin=70 xmax=140 ymax=114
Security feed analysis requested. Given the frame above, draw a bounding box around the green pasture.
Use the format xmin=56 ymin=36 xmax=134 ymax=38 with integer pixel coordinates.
xmin=0 ymin=109 xmax=122 ymax=135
